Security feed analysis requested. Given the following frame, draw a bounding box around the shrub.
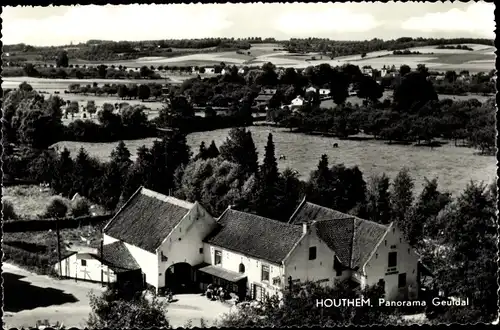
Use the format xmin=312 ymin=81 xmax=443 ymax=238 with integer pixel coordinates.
xmin=3 ymin=200 xmax=18 ymax=220
xmin=44 ymin=197 xmax=69 ymax=218
xmin=3 ymin=244 xmax=58 ymax=275
xmin=71 ymin=198 xmax=91 ymax=217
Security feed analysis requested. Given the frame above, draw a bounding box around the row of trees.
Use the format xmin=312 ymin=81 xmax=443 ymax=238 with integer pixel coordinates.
xmin=279 ymin=97 xmax=495 ymax=154
xmin=3 ymin=63 xmax=163 ymax=80
xmin=283 ymin=37 xmax=493 ymax=57
xmin=67 ymin=82 xmax=164 ymax=101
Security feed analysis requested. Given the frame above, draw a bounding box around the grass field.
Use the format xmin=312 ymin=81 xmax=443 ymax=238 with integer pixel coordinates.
xmin=320 ymin=92 xmax=494 ymax=108
xmin=2 ymin=185 xmax=107 ymax=219
xmin=2 ymin=185 xmax=65 ymax=219
xmin=52 ymin=126 xmax=496 ymax=197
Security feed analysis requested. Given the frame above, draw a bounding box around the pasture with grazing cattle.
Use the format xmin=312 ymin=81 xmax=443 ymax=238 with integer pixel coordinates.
xmin=51 ymin=126 xmax=496 ymax=198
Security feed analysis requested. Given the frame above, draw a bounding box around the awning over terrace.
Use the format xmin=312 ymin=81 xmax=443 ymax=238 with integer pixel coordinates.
xmin=198 ymin=265 xmax=247 ymax=283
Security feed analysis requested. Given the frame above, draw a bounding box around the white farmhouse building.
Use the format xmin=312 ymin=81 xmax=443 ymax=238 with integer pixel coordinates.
xmin=102 ymin=187 xmax=217 ymax=293
xmin=288 ymin=96 xmax=305 ymax=110
xmin=288 ymin=199 xmax=420 ymax=300
xmin=54 ymin=242 xmax=141 ymax=285
xmin=60 ymin=187 xmax=423 ymax=301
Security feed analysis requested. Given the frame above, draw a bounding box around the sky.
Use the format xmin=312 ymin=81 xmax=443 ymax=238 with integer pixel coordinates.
xmin=2 ymin=2 xmax=495 ymax=46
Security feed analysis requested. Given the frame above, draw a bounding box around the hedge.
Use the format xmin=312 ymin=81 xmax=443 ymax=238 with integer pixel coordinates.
xmin=3 ymin=244 xmax=58 ymax=275
xmin=3 ymin=214 xmax=114 ymax=232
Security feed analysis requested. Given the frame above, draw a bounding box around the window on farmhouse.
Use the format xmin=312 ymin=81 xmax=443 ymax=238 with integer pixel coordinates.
xmin=215 ymin=250 xmax=222 ymax=265
xmin=309 ymin=247 xmax=317 ymax=260
xmin=398 ymin=273 xmax=406 ymax=288
xmin=239 ymin=263 xmax=245 ymax=274
xmin=261 ymin=265 xmax=270 ymax=282
xmin=81 ymin=259 xmax=87 ymax=266
xmin=388 ymin=252 xmax=397 ymax=268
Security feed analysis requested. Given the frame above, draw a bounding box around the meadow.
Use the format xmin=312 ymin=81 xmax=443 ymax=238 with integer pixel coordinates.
xmin=2 ymin=185 xmax=107 ymax=219
xmin=51 ymin=126 xmax=496 ymax=197
xmin=2 ymin=185 xmax=61 ymax=219
xmin=320 ymin=91 xmax=493 ymax=108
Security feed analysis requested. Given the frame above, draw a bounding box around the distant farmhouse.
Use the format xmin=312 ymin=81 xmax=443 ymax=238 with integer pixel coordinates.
xmin=55 ymin=187 xmax=428 ymax=302
xmin=254 ymin=88 xmax=278 ymax=110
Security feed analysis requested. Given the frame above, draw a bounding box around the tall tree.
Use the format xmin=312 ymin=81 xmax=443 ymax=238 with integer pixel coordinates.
xmin=51 ymin=148 xmax=74 ymax=197
xmin=408 ymin=178 xmax=452 ymax=245
xmin=390 ymin=168 xmax=414 ymax=228
xmin=122 ymin=145 xmax=153 ymax=201
xmin=274 ymin=168 xmax=304 ymax=221
xmin=195 ymin=141 xmax=208 ymax=160
xmin=98 ymin=161 xmax=125 ymax=211
xmin=206 ymin=140 xmax=220 ymax=159
xmin=219 ymin=128 xmax=259 ymax=176
xmin=254 ymin=133 xmax=280 ymax=218
xmin=366 ymin=174 xmax=391 ymax=224
xmin=110 ymin=141 xmax=132 ymax=169
xmin=56 ymin=51 xmax=69 ymax=68
xmin=428 ymin=182 xmax=497 ymax=323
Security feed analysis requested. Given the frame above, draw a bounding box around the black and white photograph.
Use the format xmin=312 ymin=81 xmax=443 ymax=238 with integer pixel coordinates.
xmin=1 ymin=1 xmax=497 ymax=328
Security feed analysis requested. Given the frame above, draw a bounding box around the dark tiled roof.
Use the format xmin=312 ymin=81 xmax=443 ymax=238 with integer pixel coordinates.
xmin=104 ymin=187 xmax=193 ymax=253
xmin=100 ymin=241 xmax=141 ymax=273
xmin=290 ymin=200 xmax=389 ymax=269
xmin=351 ymin=218 xmax=388 ymax=269
xmin=313 ymin=218 xmax=354 ymax=266
xmin=289 ymin=200 xmax=353 ymax=225
xmin=204 ymin=209 xmax=304 ymax=264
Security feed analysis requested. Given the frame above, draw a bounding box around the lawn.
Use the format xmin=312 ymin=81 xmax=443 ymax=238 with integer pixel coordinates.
xmin=53 ymin=126 xmax=496 ymax=197
xmin=4 ymin=224 xmax=104 ymax=250
xmin=320 ymin=92 xmax=493 ymax=108
xmin=2 ymin=185 xmax=107 ymax=219
xmin=2 ymin=185 xmax=64 ymax=219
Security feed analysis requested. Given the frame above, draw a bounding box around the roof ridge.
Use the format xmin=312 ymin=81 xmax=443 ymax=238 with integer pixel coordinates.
xmin=288 ymin=196 xmax=307 ymax=224
xmin=226 ymin=209 xmax=300 ymax=229
xmin=103 ymin=186 xmax=144 ymax=233
xmin=141 ymin=188 xmax=194 ymax=209
xmin=305 ymin=201 xmax=352 ymax=218
xmin=354 ymin=216 xmax=390 ymax=229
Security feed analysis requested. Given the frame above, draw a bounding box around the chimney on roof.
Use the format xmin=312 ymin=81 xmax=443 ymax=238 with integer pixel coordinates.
xmin=302 ymin=222 xmax=309 ymax=235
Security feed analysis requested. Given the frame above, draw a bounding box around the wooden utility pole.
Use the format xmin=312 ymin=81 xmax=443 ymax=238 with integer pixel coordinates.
xmin=100 ymin=239 xmax=104 ymax=287
xmin=56 ymin=218 xmax=62 ymax=277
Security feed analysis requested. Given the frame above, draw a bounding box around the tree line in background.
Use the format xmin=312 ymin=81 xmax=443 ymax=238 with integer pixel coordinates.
xmin=283 ymin=37 xmax=493 ymax=57
xmin=7 ymin=126 xmax=493 ymax=325
xmin=4 ymin=38 xmax=261 ymax=62
xmin=5 ymin=37 xmax=491 ymax=63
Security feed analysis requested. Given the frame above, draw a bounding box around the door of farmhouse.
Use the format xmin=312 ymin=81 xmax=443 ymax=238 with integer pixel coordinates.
xmin=253 ymin=284 xmax=265 ymax=301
